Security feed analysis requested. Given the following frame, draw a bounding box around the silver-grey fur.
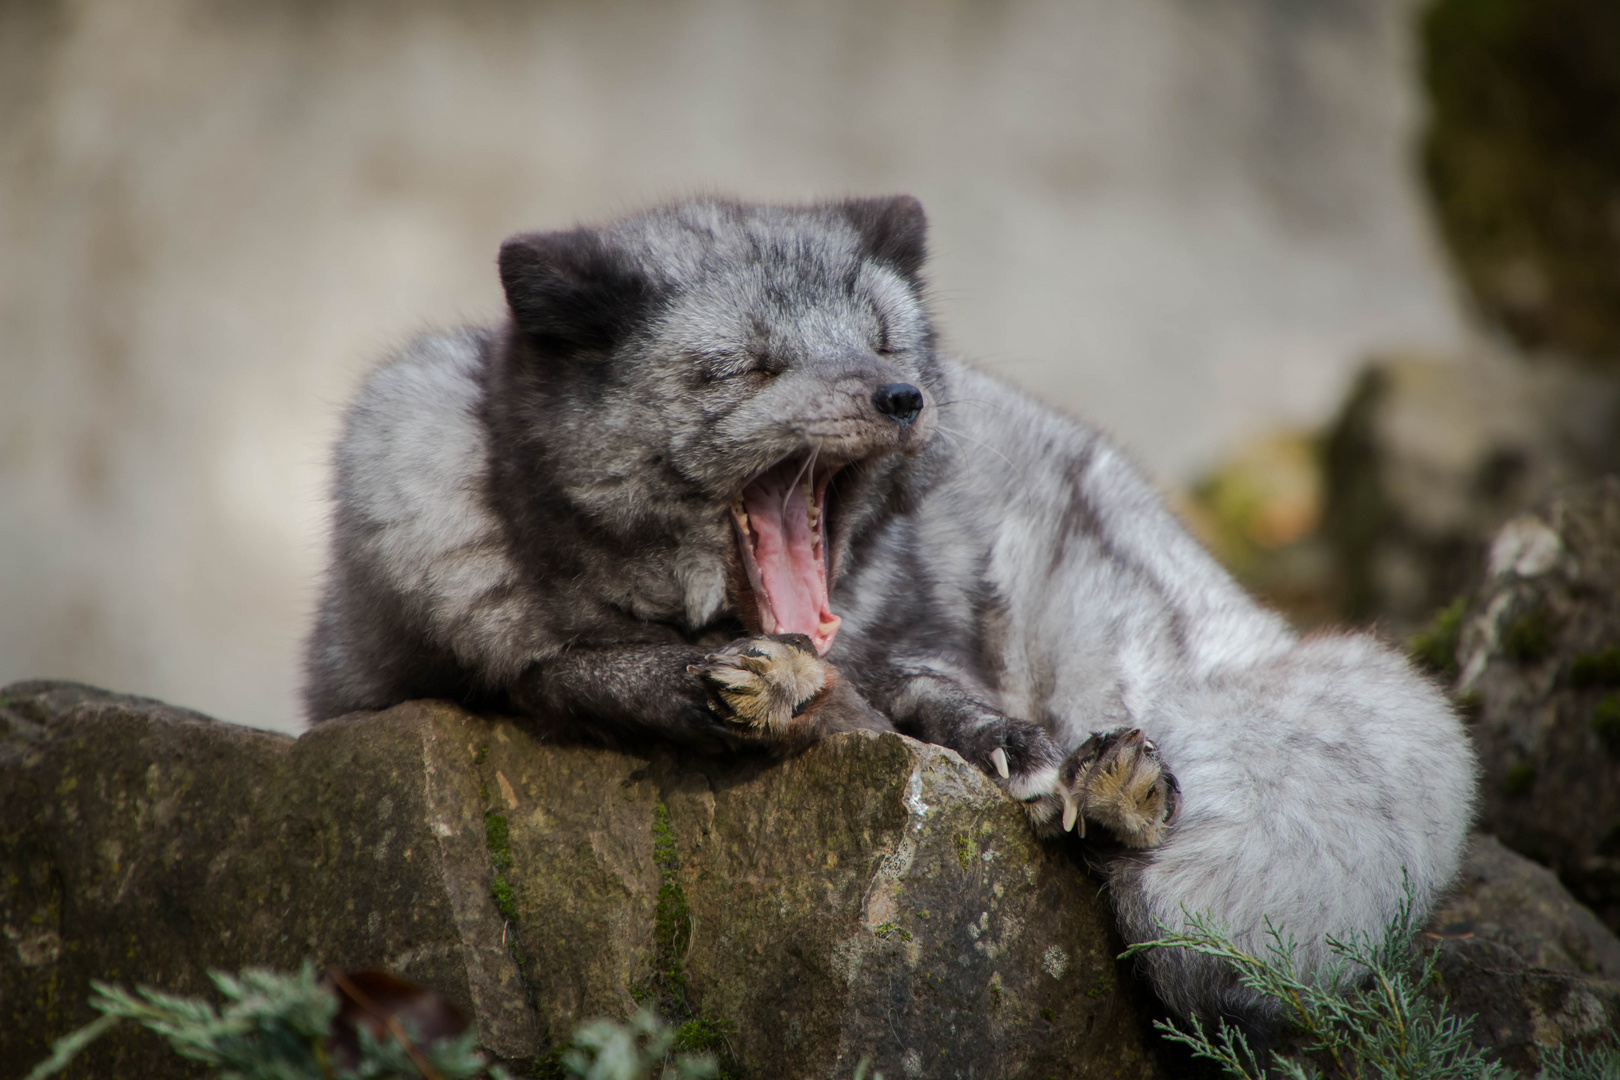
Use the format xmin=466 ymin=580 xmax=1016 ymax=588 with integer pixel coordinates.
xmin=305 ymin=197 xmax=1476 ymax=1025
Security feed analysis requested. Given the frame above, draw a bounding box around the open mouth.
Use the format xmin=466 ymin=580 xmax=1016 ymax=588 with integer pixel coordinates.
xmin=730 ymin=455 xmax=842 ymax=655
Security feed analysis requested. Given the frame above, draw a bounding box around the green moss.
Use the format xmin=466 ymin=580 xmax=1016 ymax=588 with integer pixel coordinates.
xmin=652 ymin=804 xmax=692 ymax=976
xmin=1571 ymin=647 xmax=1620 ymax=688
xmin=474 ymin=745 xmax=489 ymax=765
xmin=874 ymin=922 xmax=912 ymax=943
xmin=491 ymin=875 xmax=520 ymax=923
xmin=1591 ymin=694 xmax=1620 ymax=755
xmin=485 ymin=810 xmax=513 ymax=872
xmin=1085 ymin=974 xmax=1115 ymax=1000
xmin=529 ymin=1042 xmax=568 ymax=1080
xmin=644 ymin=803 xmax=740 ymax=1078
xmin=1503 ymin=608 xmax=1556 ymax=664
xmin=988 ymin=982 xmax=1003 ymax=1011
xmin=1408 ymin=597 xmax=1466 ymax=678
xmin=954 ymin=833 xmax=978 ymax=870
xmin=1503 ymin=761 xmax=1538 ymax=796
xmin=1039 ymin=1007 xmax=1056 ymax=1023
xmin=673 ymin=1017 xmax=734 ymax=1054
xmin=481 ymin=800 xmax=536 ymax=1009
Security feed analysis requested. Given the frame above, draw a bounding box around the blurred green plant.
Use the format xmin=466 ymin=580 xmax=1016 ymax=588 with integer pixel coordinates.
xmin=25 ymin=965 xmax=886 ymax=1080
xmin=25 ymin=961 xmax=510 ymax=1080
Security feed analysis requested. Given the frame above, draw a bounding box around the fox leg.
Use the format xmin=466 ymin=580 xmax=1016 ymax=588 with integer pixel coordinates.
xmin=879 ymin=667 xmax=1066 ymax=819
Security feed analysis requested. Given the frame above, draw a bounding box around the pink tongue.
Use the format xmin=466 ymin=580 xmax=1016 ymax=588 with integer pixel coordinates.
xmin=741 ymin=469 xmax=840 ymax=654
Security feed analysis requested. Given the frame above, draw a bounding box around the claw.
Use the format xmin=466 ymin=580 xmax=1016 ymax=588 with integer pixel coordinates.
xmin=991 ymin=747 xmax=1010 ymax=779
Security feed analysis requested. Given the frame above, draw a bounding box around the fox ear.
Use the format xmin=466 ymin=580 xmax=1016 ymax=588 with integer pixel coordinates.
xmin=841 ymin=195 xmax=928 ymax=281
xmin=498 ymin=230 xmax=654 ymax=354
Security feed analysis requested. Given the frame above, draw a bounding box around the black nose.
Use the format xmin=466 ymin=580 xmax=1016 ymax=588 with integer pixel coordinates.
xmin=872 ymin=383 xmax=924 ymax=424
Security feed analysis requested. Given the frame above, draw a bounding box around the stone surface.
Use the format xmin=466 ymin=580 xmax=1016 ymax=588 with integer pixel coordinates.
xmin=1432 ymin=835 xmax=1620 ymax=980
xmin=1421 ymin=835 xmax=1620 ymax=1074
xmin=1319 ymin=353 xmax=1620 ymax=633
xmin=1452 ymin=479 xmax=1620 ymax=932
xmin=0 ymin=682 xmax=533 ymax=1078
xmin=0 ymin=680 xmax=1159 ymax=1080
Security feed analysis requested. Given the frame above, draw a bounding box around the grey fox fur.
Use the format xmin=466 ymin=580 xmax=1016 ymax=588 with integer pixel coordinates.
xmin=305 ymin=197 xmax=1476 ymax=1025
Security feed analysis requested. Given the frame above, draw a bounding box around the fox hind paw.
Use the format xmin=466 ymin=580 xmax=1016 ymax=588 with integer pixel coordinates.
xmin=690 ymin=634 xmax=827 ymax=736
xmin=1058 ymin=727 xmax=1180 ymax=848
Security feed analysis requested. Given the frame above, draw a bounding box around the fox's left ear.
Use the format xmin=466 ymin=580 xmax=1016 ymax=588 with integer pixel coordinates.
xmin=498 ymin=229 xmax=654 ymax=356
xmin=841 ymin=195 xmax=928 ymax=282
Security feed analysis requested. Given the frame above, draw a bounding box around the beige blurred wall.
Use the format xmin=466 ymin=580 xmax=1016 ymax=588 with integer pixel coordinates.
xmin=0 ymin=0 xmax=1462 ymax=732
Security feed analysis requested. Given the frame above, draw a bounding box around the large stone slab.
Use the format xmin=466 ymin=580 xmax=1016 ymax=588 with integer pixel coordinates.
xmin=0 ymin=681 xmax=1157 ymax=1080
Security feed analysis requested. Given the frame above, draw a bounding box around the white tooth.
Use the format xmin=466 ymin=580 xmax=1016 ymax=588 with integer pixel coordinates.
xmin=991 ymin=747 xmax=1010 ymax=779
xmin=1061 ymin=795 xmax=1078 ymax=833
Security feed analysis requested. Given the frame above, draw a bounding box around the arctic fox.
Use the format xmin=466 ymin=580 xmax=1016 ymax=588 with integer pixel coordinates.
xmin=305 ymin=196 xmax=1475 ymax=1024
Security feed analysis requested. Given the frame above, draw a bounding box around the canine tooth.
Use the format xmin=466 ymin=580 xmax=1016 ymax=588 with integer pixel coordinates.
xmin=991 ymin=747 xmax=1010 ymax=779
xmin=1062 ymin=794 xmax=1079 ymax=833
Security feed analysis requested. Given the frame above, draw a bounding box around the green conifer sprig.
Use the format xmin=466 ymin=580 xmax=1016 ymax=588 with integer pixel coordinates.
xmin=1124 ymin=880 xmax=1614 ymax=1080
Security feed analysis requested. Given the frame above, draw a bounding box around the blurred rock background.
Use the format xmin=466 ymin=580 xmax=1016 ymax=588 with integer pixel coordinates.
xmin=1185 ymin=0 xmax=1620 ymax=642
xmin=0 ymin=0 xmax=1461 ymax=732
xmin=1 ymin=0 xmax=1616 ymax=735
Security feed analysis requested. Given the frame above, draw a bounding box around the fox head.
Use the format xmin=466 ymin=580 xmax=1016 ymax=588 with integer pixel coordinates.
xmin=485 ymin=197 xmax=945 ymax=646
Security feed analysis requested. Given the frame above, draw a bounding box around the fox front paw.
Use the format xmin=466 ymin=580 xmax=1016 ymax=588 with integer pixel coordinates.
xmin=689 ymin=634 xmax=827 ymax=737
xmin=1056 ymin=728 xmax=1181 ymax=848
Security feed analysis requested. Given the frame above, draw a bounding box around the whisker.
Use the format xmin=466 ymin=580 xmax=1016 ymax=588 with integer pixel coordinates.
xmin=935 ymin=422 xmax=1032 ymax=494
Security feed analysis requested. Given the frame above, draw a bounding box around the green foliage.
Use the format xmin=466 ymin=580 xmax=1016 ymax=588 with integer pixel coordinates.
xmin=1409 ymin=598 xmax=1467 ymax=679
xmin=25 ymin=961 xmax=512 ymax=1080
xmin=1539 ymin=1040 xmax=1620 ymax=1080
xmin=1124 ymin=882 xmax=1618 ymax=1080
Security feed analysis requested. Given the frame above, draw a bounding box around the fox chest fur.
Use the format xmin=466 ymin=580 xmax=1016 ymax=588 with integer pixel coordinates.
xmin=306 ymin=197 xmax=1475 ymax=1028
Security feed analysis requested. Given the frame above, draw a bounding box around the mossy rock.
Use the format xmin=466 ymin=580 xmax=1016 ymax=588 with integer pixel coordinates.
xmin=0 ymin=682 xmax=1161 ymax=1080
xmin=1456 ymin=478 xmax=1620 ymax=932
